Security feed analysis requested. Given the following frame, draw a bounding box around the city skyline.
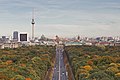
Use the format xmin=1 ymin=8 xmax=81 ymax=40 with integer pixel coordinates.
xmin=0 ymin=0 xmax=120 ymax=38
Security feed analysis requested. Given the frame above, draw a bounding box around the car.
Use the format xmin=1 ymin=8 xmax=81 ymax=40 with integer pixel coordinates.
xmin=62 ymin=72 xmax=64 ymax=75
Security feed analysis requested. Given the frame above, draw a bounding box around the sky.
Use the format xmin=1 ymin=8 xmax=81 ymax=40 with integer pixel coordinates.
xmin=0 ymin=0 xmax=120 ymax=38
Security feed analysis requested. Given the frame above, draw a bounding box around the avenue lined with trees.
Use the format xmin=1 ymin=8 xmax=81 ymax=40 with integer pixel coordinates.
xmin=0 ymin=45 xmax=120 ymax=80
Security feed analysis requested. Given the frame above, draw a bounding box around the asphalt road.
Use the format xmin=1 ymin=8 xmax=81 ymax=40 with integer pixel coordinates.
xmin=52 ymin=45 xmax=67 ymax=80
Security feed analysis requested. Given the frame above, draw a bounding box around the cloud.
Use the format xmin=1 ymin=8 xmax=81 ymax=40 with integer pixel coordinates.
xmin=0 ymin=0 xmax=120 ymax=37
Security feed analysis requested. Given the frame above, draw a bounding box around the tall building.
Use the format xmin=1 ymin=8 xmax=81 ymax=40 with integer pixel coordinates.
xmin=31 ymin=9 xmax=35 ymax=40
xmin=19 ymin=32 xmax=29 ymax=42
xmin=1 ymin=36 xmax=7 ymax=43
xmin=77 ymin=35 xmax=80 ymax=40
xmin=55 ymin=35 xmax=60 ymax=43
xmin=2 ymin=36 xmax=6 ymax=40
xmin=13 ymin=31 xmax=18 ymax=41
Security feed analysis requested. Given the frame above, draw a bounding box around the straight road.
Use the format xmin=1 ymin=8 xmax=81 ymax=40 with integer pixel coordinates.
xmin=52 ymin=45 xmax=67 ymax=80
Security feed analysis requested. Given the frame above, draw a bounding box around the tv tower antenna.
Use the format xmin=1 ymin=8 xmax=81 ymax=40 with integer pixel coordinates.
xmin=31 ymin=9 xmax=35 ymax=40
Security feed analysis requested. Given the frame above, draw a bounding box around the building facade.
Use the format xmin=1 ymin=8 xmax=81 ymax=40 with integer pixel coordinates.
xmin=13 ymin=31 xmax=18 ymax=41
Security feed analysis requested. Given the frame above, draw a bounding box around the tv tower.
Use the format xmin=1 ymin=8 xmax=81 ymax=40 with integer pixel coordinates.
xmin=31 ymin=9 xmax=35 ymax=40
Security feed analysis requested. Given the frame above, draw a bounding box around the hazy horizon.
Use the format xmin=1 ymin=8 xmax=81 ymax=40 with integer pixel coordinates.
xmin=0 ymin=0 xmax=120 ymax=37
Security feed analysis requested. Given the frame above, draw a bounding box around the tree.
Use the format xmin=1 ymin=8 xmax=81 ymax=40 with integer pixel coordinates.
xmin=88 ymin=71 xmax=114 ymax=80
xmin=11 ymin=75 xmax=25 ymax=80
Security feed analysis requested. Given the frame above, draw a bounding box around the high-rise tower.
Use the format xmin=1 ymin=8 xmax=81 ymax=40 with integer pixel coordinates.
xmin=13 ymin=31 xmax=18 ymax=41
xmin=31 ymin=9 xmax=35 ymax=40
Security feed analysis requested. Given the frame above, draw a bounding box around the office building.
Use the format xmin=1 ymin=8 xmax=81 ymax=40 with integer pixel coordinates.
xmin=19 ymin=32 xmax=29 ymax=42
xmin=13 ymin=31 xmax=18 ymax=41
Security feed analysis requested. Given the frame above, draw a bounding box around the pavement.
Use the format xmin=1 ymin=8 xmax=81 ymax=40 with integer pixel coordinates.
xmin=52 ymin=45 xmax=67 ymax=80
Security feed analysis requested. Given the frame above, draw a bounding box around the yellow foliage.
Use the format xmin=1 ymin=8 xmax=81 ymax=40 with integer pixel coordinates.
xmin=83 ymin=65 xmax=93 ymax=71
xmin=10 ymin=78 xmax=14 ymax=80
xmin=109 ymin=63 xmax=118 ymax=67
xmin=115 ymin=73 xmax=120 ymax=77
xmin=107 ymin=67 xmax=119 ymax=73
xmin=41 ymin=57 xmax=47 ymax=61
xmin=78 ymin=69 xmax=88 ymax=74
xmin=117 ymin=63 xmax=120 ymax=67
